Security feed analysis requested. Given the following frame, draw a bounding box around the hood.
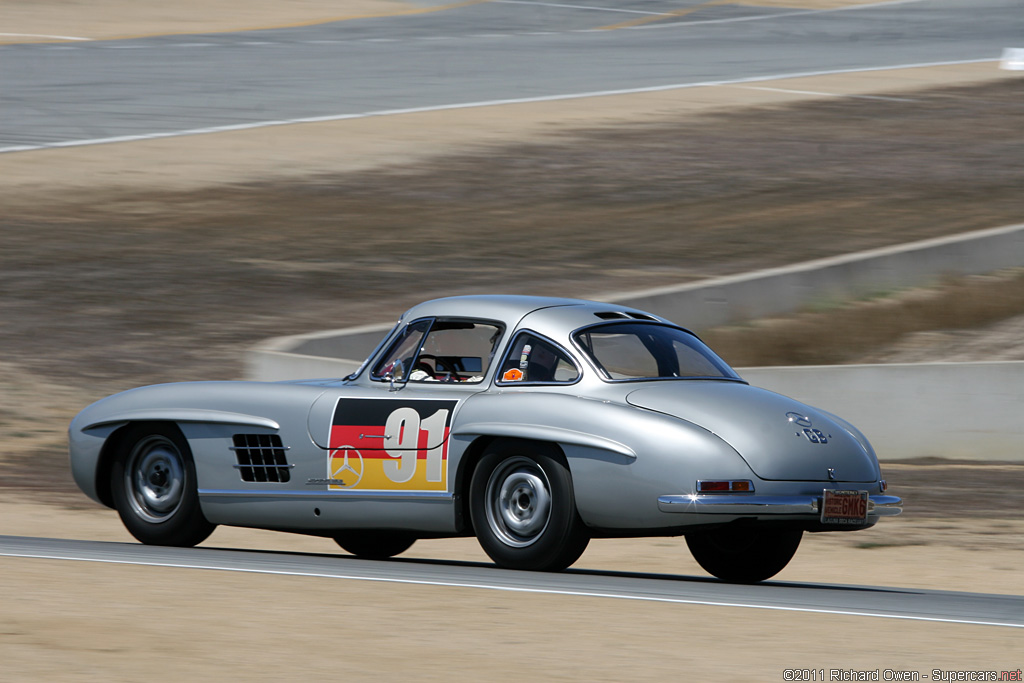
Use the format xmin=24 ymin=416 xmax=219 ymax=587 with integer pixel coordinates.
xmin=626 ymin=381 xmax=879 ymax=482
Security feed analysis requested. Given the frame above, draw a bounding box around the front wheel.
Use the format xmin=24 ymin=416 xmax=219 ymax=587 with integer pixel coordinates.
xmin=685 ymin=526 xmax=802 ymax=583
xmin=110 ymin=423 xmax=215 ymax=547
xmin=333 ymin=531 xmax=417 ymax=559
xmin=469 ymin=442 xmax=589 ymax=571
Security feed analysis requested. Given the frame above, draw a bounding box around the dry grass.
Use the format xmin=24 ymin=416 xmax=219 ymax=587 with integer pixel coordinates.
xmin=703 ymin=269 xmax=1024 ymax=366
xmin=2 ymin=79 xmax=1023 ymax=391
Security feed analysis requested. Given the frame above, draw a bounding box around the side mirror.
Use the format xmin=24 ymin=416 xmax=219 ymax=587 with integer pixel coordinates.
xmin=387 ymin=358 xmax=406 ymax=392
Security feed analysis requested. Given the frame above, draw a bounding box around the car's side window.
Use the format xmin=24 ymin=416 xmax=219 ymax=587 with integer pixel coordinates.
xmin=497 ymin=332 xmax=580 ymax=385
xmin=373 ymin=319 xmax=503 ymax=384
xmin=410 ymin=320 xmax=502 ymax=384
xmin=372 ymin=319 xmax=431 ymax=381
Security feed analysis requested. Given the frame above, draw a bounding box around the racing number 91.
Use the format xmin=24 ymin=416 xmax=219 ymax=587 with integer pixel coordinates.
xmin=383 ymin=407 xmax=449 ymax=483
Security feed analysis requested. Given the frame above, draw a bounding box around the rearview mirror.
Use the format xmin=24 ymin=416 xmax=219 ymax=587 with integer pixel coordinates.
xmin=387 ymin=358 xmax=406 ymax=392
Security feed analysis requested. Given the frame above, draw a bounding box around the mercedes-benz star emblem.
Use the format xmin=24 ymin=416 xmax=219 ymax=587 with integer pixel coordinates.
xmin=329 ymin=445 xmax=364 ymax=488
xmin=785 ymin=411 xmax=813 ymax=428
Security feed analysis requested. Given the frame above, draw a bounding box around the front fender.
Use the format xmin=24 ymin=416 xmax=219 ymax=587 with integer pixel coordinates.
xmin=68 ymin=381 xmax=326 ymax=506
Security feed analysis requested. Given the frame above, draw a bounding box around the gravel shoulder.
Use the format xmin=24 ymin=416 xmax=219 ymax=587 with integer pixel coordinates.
xmin=0 ymin=0 xmax=910 ymax=43
xmin=0 ymin=0 xmax=419 ymax=42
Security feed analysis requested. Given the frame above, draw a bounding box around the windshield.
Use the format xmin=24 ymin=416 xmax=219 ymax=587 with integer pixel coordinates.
xmin=574 ymin=322 xmax=740 ymax=381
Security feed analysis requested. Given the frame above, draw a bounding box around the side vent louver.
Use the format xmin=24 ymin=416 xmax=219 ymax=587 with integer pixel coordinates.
xmin=231 ymin=434 xmax=293 ymax=483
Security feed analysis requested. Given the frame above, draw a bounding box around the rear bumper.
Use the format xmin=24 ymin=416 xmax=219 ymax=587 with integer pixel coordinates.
xmin=657 ymin=493 xmax=902 ymax=519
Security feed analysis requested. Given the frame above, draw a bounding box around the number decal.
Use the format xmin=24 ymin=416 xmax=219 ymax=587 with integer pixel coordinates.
xmin=383 ymin=407 xmax=420 ymax=483
xmin=421 ymin=409 xmax=448 ymax=482
xmin=327 ymin=398 xmax=457 ymax=492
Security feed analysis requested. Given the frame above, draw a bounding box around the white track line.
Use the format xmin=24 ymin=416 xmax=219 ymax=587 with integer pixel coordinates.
xmin=737 ymin=85 xmax=919 ymax=102
xmin=495 ymin=0 xmax=666 ymax=15
xmin=0 ymin=32 xmax=90 ymax=41
xmin=2 ymin=549 xmax=1021 ymax=629
xmin=632 ymin=0 xmax=932 ymax=30
xmin=0 ymin=58 xmax=992 ymax=155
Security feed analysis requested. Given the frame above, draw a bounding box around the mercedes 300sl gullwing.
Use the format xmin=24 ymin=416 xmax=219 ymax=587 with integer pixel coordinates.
xmin=69 ymin=295 xmax=901 ymax=582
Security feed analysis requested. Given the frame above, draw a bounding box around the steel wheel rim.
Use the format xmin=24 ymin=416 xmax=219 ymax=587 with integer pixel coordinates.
xmin=484 ymin=456 xmax=552 ymax=548
xmin=125 ymin=435 xmax=186 ymax=523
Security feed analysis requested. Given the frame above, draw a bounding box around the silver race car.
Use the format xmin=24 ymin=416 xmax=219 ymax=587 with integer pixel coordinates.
xmin=69 ymin=295 xmax=901 ymax=582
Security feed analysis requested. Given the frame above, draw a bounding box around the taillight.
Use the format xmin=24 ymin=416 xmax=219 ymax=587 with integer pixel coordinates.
xmin=696 ymin=479 xmax=754 ymax=493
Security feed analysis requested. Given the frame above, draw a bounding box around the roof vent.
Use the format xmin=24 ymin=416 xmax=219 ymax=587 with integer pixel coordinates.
xmin=595 ymin=311 xmax=658 ymax=321
xmin=231 ymin=433 xmax=293 ymax=483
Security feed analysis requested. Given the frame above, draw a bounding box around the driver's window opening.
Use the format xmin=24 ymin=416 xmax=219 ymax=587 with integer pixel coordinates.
xmin=373 ymin=319 xmax=502 ymax=384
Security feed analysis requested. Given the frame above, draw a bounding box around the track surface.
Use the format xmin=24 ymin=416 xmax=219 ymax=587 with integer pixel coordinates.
xmin=1 ymin=0 xmax=1021 ymax=150
xmin=2 ymin=535 xmax=1022 ymax=628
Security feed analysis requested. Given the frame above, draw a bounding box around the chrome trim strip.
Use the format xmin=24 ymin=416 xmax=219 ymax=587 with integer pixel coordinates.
xmin=231 ymin=464 xmax=295 ymax=469
xmin=198 ymin=488 xmax=453 ymax=500
xmin=657 ymin=493 xmax=902 ymax=516
xmin=83 ymin=409 xmax=280 ymax=431
xmin=452 ymin=422 xmax=636 ymax=458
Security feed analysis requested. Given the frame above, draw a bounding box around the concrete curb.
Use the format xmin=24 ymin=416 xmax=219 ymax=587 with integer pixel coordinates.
xmin=246 ymin=221 xmax=1024 ymax=377
xmin=244 ymin=222 xmax=1024 ymax=460
xmin=595 ymin=221 xmax=1024 ymax=330
xmin=744 ymin=362 xmax=1024 ymax=462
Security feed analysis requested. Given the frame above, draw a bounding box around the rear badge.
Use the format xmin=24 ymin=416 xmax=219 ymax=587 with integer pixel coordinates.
xmin=787 ymin=412 xmax=830 ymax=444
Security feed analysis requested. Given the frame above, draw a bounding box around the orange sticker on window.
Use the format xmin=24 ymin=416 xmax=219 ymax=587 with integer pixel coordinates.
xmin=502 ymin=368 xmax=524 ymax=382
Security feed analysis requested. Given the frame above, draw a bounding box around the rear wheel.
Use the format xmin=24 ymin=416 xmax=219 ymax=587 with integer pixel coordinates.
xmin=469 ymin=441 xmax=589 ymax=571
xmin=685 ymin=526 xmax=802 ymax=583
xmin=333 ymin=531 xmax=417 ymax=559
xmin=110 ymin=424 xmax=215 ymax=547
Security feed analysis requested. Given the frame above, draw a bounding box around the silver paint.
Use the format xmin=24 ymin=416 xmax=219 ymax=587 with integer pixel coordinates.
xmin=69 ymin=295 xmax=901 ymax=542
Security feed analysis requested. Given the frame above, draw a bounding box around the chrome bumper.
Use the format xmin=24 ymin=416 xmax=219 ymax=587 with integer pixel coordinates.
xmin=657 ymin=493 xmax=903 ymax=517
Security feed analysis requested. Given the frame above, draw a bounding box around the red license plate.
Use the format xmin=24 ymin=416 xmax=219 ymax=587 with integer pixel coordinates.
xmin=821 ymin=489 xmax=868 ymax=525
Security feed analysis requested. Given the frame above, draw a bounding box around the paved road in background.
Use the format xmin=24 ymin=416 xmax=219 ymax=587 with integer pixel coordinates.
xmin=1 ymin=0 xmax=1021 ymax=151
xmin=1 ymin=534 xmax=1022 ymax=628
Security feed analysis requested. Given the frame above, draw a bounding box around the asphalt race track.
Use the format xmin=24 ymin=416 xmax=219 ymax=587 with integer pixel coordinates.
xmin=1 ymin=0 xmax=1021 ymax=151
xmin=1 ymin=535 xmax=1022 ymax=629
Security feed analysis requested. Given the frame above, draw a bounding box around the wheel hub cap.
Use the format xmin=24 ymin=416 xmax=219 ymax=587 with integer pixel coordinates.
xmin=486 ymin=457 xmax=552 ymax=548
xmin=127 ymin=437 xmax=185 ymax=523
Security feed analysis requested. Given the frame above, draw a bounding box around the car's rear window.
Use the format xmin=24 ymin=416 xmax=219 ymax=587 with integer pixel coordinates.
xmin=574 ymin=323 xmax=739 ymax=381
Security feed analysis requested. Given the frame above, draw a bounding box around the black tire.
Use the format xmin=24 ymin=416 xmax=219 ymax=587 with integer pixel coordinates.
xmin=333 ymin=531 xmax=417 ymax=559
xmin=685 ymin=526 xmax=802 ymax=583
xmin=110 ymin=423 xmax=215 ymax=547
xmin=469 ymin=441 xmax=589 ymax=571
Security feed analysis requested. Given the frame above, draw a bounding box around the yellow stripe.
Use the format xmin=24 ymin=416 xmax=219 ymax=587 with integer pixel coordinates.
xmin=599 ymin=0 xmax=732 ymax=31
xmin=5 ymin=0 xmax=493 ymax=45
